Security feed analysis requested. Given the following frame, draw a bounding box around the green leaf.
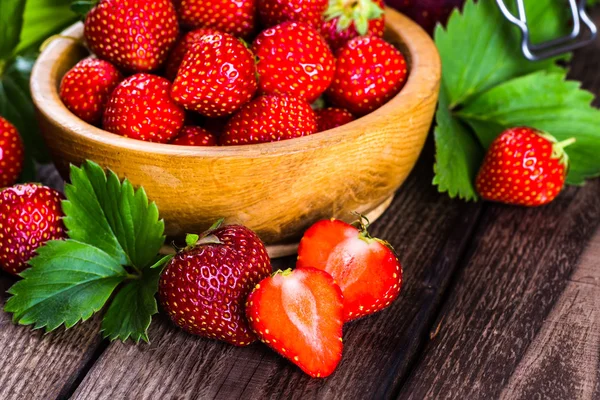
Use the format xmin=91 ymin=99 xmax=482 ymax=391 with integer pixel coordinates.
xmin=14 ymin=0 xmax=78 ymax=54
xmin=435 ymin=0 xmax=566 ymax=108
xmin=71 ymin=0 xmax=99 ymax=19
xmin=4 ymin=240 xmax=127 ymax=332
xmin=101 ymin=266 xmax=162 ymax=343
xmin=149 ymin=254 xmax=174 ymax=269
xmin=63 ymin=161 xmax=166 ymax=269
xmin=432 ymin=85 xmax=483 ymax=201
xmin=0 ymin=0 xmax=25 ymax=60
xmin=456 ymin=71 xmax=600 ymax=185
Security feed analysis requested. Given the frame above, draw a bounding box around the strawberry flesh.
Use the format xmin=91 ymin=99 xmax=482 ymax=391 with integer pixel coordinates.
xmin=246 ymin=267 xmax=344 ymax=378
xmin=297 ymin=219 xmax=403 ymax=322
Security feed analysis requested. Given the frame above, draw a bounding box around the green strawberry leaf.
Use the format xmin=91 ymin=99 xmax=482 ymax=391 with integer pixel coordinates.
xmin=101 ymin=266 xmax=162 ymax=343
xmin=63 ymin=161 xmax=166 ymax=269
xmin=4 ymin=240 xmax=128 ymax=332
xmin=435 ymin=0 xmax=567 ymax=109
xmin=15 ymin=0 xmax=78 ymax=54
xmin=0 ymin=0 xmax=25 ymax=60
xmin=432 ymin=85 xmax=483 ymax=201
xmin=456 ymin=71 xmax=600 ymax=185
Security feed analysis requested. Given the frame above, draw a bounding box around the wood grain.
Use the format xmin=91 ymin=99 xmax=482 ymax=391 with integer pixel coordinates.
xmin=30 ymin=8 xmax=441 ymax=244
xmin=0 ymin=274 xmax=105 ymax=400
xmin=398 ymin=179 xmax=600 ymax=400
xmin=69 ymin=145 xmax=483 ymax=400
xmin=499 ymin=229 xmax=600 ymax=400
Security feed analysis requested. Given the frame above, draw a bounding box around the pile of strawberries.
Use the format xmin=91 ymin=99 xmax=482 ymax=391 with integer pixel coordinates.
xmin=58 ymin=0 xmax=409 ymax=146
xmin=159 ymin=217 xmax=403 ymax=377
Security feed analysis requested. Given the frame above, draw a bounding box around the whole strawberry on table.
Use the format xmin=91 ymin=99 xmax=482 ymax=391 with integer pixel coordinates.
xmin=57 ymin=0 xmax=409 ymax=146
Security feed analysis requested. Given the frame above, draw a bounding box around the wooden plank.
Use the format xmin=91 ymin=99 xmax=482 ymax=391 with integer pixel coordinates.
xmin=0 ymin=274 xmax=105 ymax=400
xmin=499 ymin=229 xmax=600 ymax=400
xmin=397 ymin=179 xmax=600 ymax=400
xmin=70 ymin=145 xmax=483 ymax=400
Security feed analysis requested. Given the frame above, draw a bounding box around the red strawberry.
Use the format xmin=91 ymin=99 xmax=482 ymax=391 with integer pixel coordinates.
xmin=316 ymin=107 xmax=355 ymax=132
xmin=252 ymin=22 xmax=335 ymax=103
xmin=327 ymin=36 xmax=408 ymax=116
xmin=258 ymin=0 xmax=328 ymax=28
xmin=0 ymin=117 xmax=24 ymax=187
xmin=246 ymin=268 xmax=344 ymax=378
xmin=59 ymin=57 xmax=123 ymax=125
xmin=103 ymin=73 xmax=185 ymax=143
xmin=475 ymin=127 xmax=575 ymax=206
xmin=220 ymin=95 xmax=317 ymax=145
xmin=159 ymin=222 xmax=272 ymax=346
xmin=171 ymin=32 xmax=258 ymax=118
xmin=176 ymin=0 xmax=257 ymax=38
xmin=171 ymin=126 xmax=218 ymax=146
xmin=297 ymin=217 xmax=403 ymax=322
xmin=165 ymin=28 xmax=217 ymax=81
xmin=319 ymin=0 xmax=385 ymax=51
xmin=84 ymin=0 xmax=179 ymax=72
xmin=0 ymin=184 xmax=66 ymax=275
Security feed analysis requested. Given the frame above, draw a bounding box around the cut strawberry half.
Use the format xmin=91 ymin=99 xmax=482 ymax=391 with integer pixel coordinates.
xmin=297 ymin=217 xmax=403 ymax=322
xmin=246 ymin=268 xmax=344 ymax=378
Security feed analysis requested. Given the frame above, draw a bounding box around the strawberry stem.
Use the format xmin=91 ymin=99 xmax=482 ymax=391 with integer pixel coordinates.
xmin=555 ymin=137 xmax=576 ymax=151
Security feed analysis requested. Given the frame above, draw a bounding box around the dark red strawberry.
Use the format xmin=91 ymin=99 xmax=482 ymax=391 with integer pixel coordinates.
xmin=476 ymin=127 xmax=575 ymax=206
xmin=159 ymin=221 xmax=272 ymax=346
xmin=220 ymin=95 xmax=317 ymax=145
xmin=297 ymin=217 xmax=403 ymax=322
xmin=0 ymin=184 xmax=66 ymax=275
xmin=103 ymin=73 xmax=185 ymax=143
xmin=59 ymin=57 xmax=123 ymax=125
xmin=258 ymin=0 xmax=328 ymax=28
xmin=171 ymin=31 xmax=258 ymax=117
xmin=320 ymin=0 xmax=385 ymax=51
xmin=316 ymin=107 xmax=355 ymax=132
xmin=171 ymin=126 xmax=218 ymax=146
xmin=252 ymin=22 xmax=335 ymax=103
xmin=165 ymin=28 xmax=217 ymax=81
xmin=84 ymin=0 xmax=179 ymax=72
xmin=176 ymin=0 xmax=257 ymax=38
xmin=246 ymin=267 xmax=344 ymax=377
xmin=387 ymin=0 xmax=464 ymax=34
xmin=0 ymin=117 xmax=24 ymax=187
xmin=327 ymin=36 xmax=408 ymax=116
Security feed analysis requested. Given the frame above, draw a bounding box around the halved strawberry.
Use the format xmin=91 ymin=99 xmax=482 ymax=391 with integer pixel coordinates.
xmin=246 ymin=268 xmax=344 ymax=378
xmin=297 ymin=217 xmax=403 ymax=322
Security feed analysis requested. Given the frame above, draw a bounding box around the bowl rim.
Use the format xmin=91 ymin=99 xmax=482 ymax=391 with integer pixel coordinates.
xmin=31 ymin=7 xmax=441 ymax=158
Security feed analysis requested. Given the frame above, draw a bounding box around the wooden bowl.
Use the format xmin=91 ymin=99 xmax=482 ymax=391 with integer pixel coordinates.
xmin=31 ymin=7 xmax=441 ymax=247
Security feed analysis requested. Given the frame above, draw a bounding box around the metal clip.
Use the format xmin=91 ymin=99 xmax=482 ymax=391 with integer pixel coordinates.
xmin=495 ymin=0 xmax=598 ymax=61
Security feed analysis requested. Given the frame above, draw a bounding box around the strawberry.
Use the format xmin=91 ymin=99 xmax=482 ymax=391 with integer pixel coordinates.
xmin=246 ymin=268 xmax=344 ymax=378
xmin=297 ymin=217 xmax=403 ymax=322
xmin=165 ymin=28 xmax=217 ymax=81
xmin=159 ymin=221 xmax=272 ymax=346
xmin=316 ymin=107 xmax=355 ymax=132
xmin=103 ymin=73 xmax=185 ymax=143
xmin=319 ymin=0 xmax=385 ymax=51
xmin=475 ymin=127 xmax=575 ymax=206
xmin=171 ymin=126 xmax=218 ymax=146
xmin=59 ymin=57 xmax=123 ymax=125
xmin=0 ymin=117 xmax=24 ymax=187
xmin=171 ymin=32 xmax=258 ymax=118
xmin=0 ymin=184 xmax=66 ymax=275
xmin=327 ymin=36 xmax=408 ymax=116
xmin=258 ymin=0 xmax=328 ymax=28
xmin=84 ymin=0 xmax=179 ymax=72
xmin=252 ymin=22 xmax=335 ymax=103
xmin=220 ymin=95 xmax=317 ymax=145
xmin=176 ymin=0 xmax=257 ymax=38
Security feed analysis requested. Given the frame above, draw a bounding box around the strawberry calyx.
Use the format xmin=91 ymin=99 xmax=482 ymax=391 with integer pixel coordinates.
xmin=271 ymin=268 xmax=293 ymax=278
xmin=536 ymin=129 xmax=576 ymax=169
xmin=352 ymin=213 xmax=398 ymax=253
xmin=324 ymin=0 xmax=384 ymax=36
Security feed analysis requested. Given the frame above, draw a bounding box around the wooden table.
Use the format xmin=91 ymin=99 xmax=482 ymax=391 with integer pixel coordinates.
xmin=2 ymin=22 xmax=600 ymax=400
